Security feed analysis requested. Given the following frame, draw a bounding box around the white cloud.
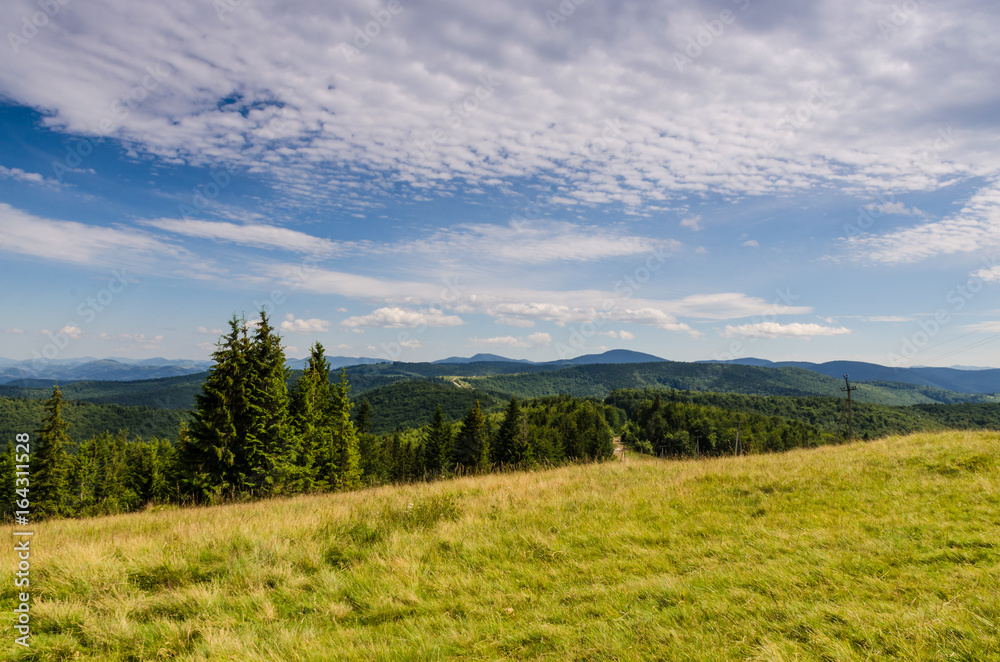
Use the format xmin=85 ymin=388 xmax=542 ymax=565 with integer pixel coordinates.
xmin=341 ymin=307 xmax=464 ymax=328
xmin=742 ymin=239 xmax=759 ymax=248
xmin=0 ymin=165 xmax=58 ymax=188
xmin=972 ymin=265 xmax=1000 ymax=282
xmin=494 ymin=316 xmax=536 ymax=328
xmin=963 ymin=321 xmax=1000 ymax=333
xmin=527 ymin=332 xmax=552 ymax=347
xmin=619 ymin=330 xmax=635 ymax=340
xmin=864 ymin=315 xmax=915 ymax=323
xmin=280 ymin=314 xmax=330 ymax=334
xmin=405 ymin=220 xmax=679 ymax=265
xmin=469 ymin=332 xmax=551 ymax=349
xmin=723 ymin=322 xmax=852 ymax=339
xmin=680 ymin=215 xmax=702 ymax=231
xmin=97 ymin=332 xmax=164 ymax=347
xmin=4 ymin=0 xmax=991 ymax=209
xmin=845 ymin=182 xmax=1000 ymax=264
xmin=59 ymin=325 xmax=83 ymax=339
xmin=197 ymin=326 xmax=226 ymax=335
xmin=143 ymin=218 xmax=346 ymax=255
xmin=0 ymin=203 xmax=193 ymax=271
xmin=865 ymin=201 xmax=919 ymax=216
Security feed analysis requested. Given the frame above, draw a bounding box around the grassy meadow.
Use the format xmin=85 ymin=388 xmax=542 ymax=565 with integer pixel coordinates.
xmin=3 ymin=430 xmax=999 ymax=661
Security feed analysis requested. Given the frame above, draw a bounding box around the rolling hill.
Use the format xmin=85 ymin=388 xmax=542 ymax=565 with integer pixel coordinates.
xmin=706 ymin=358 xmax=1000 ymax=394
xmin=6 ymin=430 xmax=996 ymax=660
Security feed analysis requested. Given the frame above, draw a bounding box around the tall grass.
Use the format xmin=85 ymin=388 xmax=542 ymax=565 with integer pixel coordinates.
xmin=3 ymin=430 xmax=998 ymax=660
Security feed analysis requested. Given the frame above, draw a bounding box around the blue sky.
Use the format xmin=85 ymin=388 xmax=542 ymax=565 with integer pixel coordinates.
xmin=1 ymin=0 xmax=999 ymax=367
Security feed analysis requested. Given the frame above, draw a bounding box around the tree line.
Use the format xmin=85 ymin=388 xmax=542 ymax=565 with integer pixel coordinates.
xmin=1 ymin=312 xmax=616 ymax=520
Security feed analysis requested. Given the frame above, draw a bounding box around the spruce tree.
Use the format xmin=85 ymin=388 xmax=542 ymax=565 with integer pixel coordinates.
xmin=244 ymin=310 xmax=294 ymax=495
xmin=290 ymin=342 xmax=334 ymax=492
xmin=180 ymin=315 xmax=251 ymax=500
xmin=327 ymin=369 xmax=361 ymax=491
xmin=453 ymin=400 xmax=489 ymax=472
xmin=494 ymin=397 xmax=526 ymax=466
xmin=355 ymin=398 xmax=372 ymax=435
xmin=423 ymin=404 xmax=453 ymax=475
xmin=34 ymin=386 xmax=72 ymax=518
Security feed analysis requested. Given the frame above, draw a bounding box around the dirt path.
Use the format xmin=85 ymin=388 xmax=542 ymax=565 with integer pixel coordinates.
xmin=612 ymin=435 xmax=626 ymax=461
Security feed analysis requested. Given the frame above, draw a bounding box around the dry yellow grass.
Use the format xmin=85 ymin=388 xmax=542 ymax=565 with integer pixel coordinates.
xmin=3 ymin=430 xmax=999 ymax=660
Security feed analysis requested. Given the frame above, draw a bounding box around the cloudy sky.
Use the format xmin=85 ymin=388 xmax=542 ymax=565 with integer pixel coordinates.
xmin=1 ymin=0 xmax=999 ymax=366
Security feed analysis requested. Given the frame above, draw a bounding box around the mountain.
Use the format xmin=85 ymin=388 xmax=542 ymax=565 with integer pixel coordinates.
xmin=433 ymin=353 xmax=535 ymax=364
xmin=431 ymin=349 xmax=667 ymax=366
xmin=555 ymin=349 xmax=667 ymax=365
xmin=702 ymin=358 xmax=1000 ymax=395
xmin=284 ymin=356 xmax=388 ymax=370
xmin=0 ymin=358 xmax=214 ymax=385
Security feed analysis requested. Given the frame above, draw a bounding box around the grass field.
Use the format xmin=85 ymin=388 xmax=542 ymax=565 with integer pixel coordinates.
xmin=3 ymin=431 xmax=999 ymax=661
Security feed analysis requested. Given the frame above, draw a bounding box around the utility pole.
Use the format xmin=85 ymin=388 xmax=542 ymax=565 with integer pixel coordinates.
xmin=839 ymin=374 xmax=857 ymax=442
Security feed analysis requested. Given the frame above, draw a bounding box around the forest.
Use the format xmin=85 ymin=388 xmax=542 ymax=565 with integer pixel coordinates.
xmin=1 ymin=313 xmax=616 ymax=520
xmin=4 ymin=311 xmax=1000 ymax=522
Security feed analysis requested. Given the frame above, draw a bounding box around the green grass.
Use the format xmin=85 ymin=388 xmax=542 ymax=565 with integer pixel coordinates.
xmin=3 ymin=430 xmax=999 ymax=660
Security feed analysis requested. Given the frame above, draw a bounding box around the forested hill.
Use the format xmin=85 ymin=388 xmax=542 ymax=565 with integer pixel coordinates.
xmin=1 ymin=361 xmax=997 ymax=417
xmin=0 ymin=396 xmax=188 ymax=443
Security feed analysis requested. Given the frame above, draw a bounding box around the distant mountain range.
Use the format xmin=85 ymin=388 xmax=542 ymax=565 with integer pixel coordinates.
xmin=0 ymin=350 xmax=997 ymax=395
xmin=700 ymin=358 xmax=1000 ymax=395
xmin=0 ymin=357 xmax=215 ymax=385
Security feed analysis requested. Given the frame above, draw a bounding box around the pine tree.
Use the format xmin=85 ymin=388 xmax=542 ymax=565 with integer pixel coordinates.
xmin=494 ymin=397 xmax=532 ymax=466
xmin=243 ymin=310 xmax=294 ymax=495
xmin=423 ymin=405 xmax=453 ymax=475
xmin=453 ymin=400 xmax=489 ymax=472
xmin=289 ymin=342 xmax=333 ymax=492
xmin=327 ymin=369 xmax=361 ymax=491
xmin=356 ymin=398 xmax=372 ymax=435
xmin=179 ymin=315 xmax=251 ymax=501
xmin=34 ymin=386 xmax=72 ymax=518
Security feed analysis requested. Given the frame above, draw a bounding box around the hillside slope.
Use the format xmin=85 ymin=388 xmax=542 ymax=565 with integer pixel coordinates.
xmin=5 ymin=431 xmax=997 ymax=660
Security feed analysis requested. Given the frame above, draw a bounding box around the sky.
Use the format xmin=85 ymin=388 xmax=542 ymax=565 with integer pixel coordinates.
xmin=1 ymin=0 xmax=999 ymax=367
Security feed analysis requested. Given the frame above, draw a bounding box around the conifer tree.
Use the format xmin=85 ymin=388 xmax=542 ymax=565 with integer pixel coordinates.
xmin=244 ymin=310 xmax=294 ymax=495
xmin=453 ymin=400 xmax=489 ymax=472
xmin=355 ymin=398 xmax=372 ymax=435
xmin=423 ymin=404 xmax=453 ymax=475
xmin=34 ymin=385 xmax=71 ymax=518
xmin=289 ymin=342 xmax=334 ymax=491
xmin=327 ymin=368 xmax=361 ymax=490
xmin=179 ymin=315 xmax=251 ymax=500
xmin=494 ymin=397 xmax=523 ymax=466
